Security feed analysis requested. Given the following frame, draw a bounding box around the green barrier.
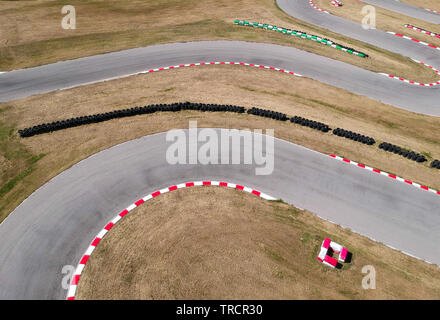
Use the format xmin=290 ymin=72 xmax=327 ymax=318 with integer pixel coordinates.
xmin=233 ymin=19 xmax=368 ymax=58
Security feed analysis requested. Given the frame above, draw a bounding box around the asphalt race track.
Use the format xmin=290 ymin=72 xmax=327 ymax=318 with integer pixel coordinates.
xmin=0 ymin=130 xmax=439 ymax=299
xmin=362 ymin=0 xmax=440 ymax=24
xmin=0 ymin=47 xmax=440 ymax=116
xmin=277 ymin=0 xmax=440 ymax=63
xmin=0 ymin=0 xmax=439 ymax=300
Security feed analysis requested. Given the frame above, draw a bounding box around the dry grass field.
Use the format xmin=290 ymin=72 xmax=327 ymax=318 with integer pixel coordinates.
xmin=316 ymin=0 xmax=440 ymax=48
xmin=1 ymin=65 xmax=439 ymax=222
xmin=0 ymin=0 xmax=438 ymax=83
xmin=399 ymin=0 xmax=440 ymax=11
xmin=75 ymin=186 xmax=440 ymax=299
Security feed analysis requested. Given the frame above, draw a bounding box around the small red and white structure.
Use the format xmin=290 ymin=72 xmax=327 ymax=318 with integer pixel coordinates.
xmin=317 ymin=237 xmax=348 ymax=268
xmin=330 ymin=0 xmax=343 ymax=7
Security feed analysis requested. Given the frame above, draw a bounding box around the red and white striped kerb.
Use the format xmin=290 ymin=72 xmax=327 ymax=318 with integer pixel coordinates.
xmin=379 ymin=59 xmax=440 ymax=86
xmin=387 ymin=31 xmax=440 ymax=51
xmin=380 ymin=73 xmax=440 ymax=86
xmin=425 ymin=8 xmax=440 ymax=15
xmin=405 ymin=25 xmax=440 ymax=39
xmin=139 ymin=61 xmax=302 ymax=78
xmin=379 ymin=34 xmax=440 ymax=86
xmin=317 ymin=237 xmax=345 ymax=268
xmin=309 ymin=0 xmax=330 ymax=14
xmin=66 ymin=181 xmax=276 ymax=300
xmin=329 ymin=154 xmax=440 ymax=195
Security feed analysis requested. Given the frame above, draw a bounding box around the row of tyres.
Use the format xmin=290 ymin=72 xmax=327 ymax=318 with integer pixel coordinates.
xmin=247 ymin=107 xmax=288 ymax=121
xmin=17 ymin=104 xmax=439 ymax=170
xmin=233 ymin=20 xmax=368 ymax=58
xmin=333 ymin=128 xmax=375 ymax=145
xmin=378 ymin=142 xmax=427 ymax=163
xmin=290 ymin=116 xmax=331 ymax=132
xmin=430 ymin=159 xmax=440 ymax=169
xmin=18 ymin=102 xmax=245 ymax=138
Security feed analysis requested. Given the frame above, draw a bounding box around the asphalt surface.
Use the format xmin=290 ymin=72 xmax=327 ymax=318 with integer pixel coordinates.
xmin=362 ymin=0 xmax=440 ymax=24
xmin=0 ymin=130 xmax=438 ymax=299
xmin=0 ymin=40 xmax=439 ymax=115
xmin=0 ymin=0 xmax=440 ymax=300
xmin=277 ymin=0 xmax=440 ymax=67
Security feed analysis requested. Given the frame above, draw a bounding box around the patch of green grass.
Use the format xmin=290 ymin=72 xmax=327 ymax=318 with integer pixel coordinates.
xmin=309 ymin=98 xmax=349 ymax=114
xmin=273 ymin=268 xmax=293 ymax=280
xmin=0 ymin=152 xmax=45 ymax=199
xmin=338 ymin=289 xmax=358 ymax=298
xmin=300 ymin=232 xmax=312 ymax=245
xmin=238 ymin=86 xmax=257 ymax=92
xmin=377 ymin=119 xmax=399 ymax=129
xmin=421 ymin=151 xmax=432 ymax=158
xmin=0 ymin=167 xmax=33 ymax=199
xmin=0 ymin=118 xmax=46 ymax=203
xmin=264 ymin=246 xmax=289 ymax=266
xmin=270 ymin=198 xmax=286 ymax=204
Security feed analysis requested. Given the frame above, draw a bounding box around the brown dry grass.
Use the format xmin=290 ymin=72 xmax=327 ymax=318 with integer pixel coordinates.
xmin=0 ymin=0 xmax=437 ymax=83
xmin=1 ymin=65 xmax=439 ymax=223
xmin=317 ymin=0 xmax=440 ymax=50
xmin=75 ymin=186 xmax=440 ymax=300
xmin=399 ymin=0 xmax=440 ymax=12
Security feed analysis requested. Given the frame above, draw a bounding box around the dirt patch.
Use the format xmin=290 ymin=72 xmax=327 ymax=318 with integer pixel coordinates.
xmin=75 ymin=186 xmax=440 ymax=299
xmin=1 ymin=65 xmax=439 ymax=222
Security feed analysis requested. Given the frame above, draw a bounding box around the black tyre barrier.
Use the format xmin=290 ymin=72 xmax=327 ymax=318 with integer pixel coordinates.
xmin=430 ymin=159 xmax=440 ymax=169
xmin=378 ymin=142 xmax=427 ymax=163
xmin=332 ymin=128 xmax=375 ymax=145
xmin=290 ymin=116 xmax=331 ymax=132
xmin=18 ymin=102 xmax=245 ymax=138
xmin=247 ymin=107 xmax=288 ymax=121
xmin=17 ymin=103 xmax=436 ymax=168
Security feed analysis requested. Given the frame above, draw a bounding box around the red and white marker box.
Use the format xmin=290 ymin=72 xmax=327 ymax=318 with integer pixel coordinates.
xmin=317 ymin=237 xmax=349 ymax=268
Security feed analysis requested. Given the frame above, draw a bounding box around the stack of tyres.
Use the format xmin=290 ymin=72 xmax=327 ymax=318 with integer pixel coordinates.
xmin=247 ymin=107 xmax=288 ymax=121
xmin=378 ymin=142 xmax=427 ymax=163
xmin=18 ymin=102 xmax=246 ymax=138
xmin=430 ymin=159 xmax=440 ymax=169
xmin=290 ymin=116 xmax=331 ymax=132
xmin=332 ymin=128 xmax=375 ymax=145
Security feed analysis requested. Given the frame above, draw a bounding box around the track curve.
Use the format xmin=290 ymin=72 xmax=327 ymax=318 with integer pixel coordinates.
xmin=1 ymin=0 xmax=440 ymax=301
xmin=66 ymin=180 xmax=276 ymax=300
xmin=277 ymin=0 xmax=440 ymax=68
xmin=0 ymin=130 xmax=439 ymax=299
xmin=0 ymin=40 xmax=439 ymax=115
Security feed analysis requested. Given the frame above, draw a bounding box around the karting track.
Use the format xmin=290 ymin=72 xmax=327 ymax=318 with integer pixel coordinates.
xmin=0 ymin=0 xmax=439 ymax=299
xmin=362 ymin=0 xmax=440 ymax=24
xmin=1 ymin=41 xmax=440 ymax=116
xmin=0 ymin=131 xmax=439 ymax=299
